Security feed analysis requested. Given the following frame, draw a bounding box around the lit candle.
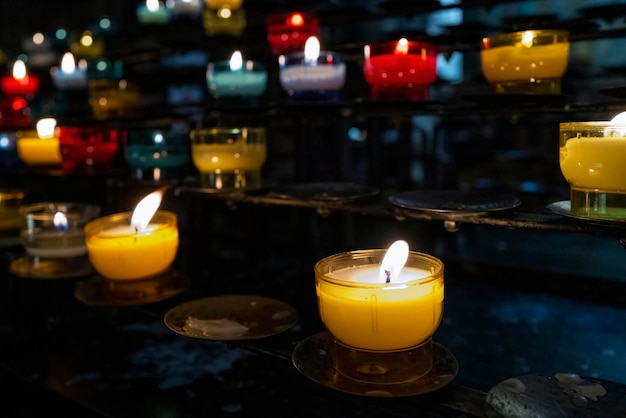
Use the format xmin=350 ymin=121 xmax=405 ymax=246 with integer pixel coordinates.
xmin=169 ymin=0 xmax=203 ymax=16
xmin=278 ymin=36 xmax=346 ymax=101
xmin=136 ymin=0 xmax=172 ymax=24
xmin=50 ymin=52 xmax=88 ymax=90
xmin=20 ymin=202 xmax=101 ymax=259
xmin=315 ymin=241 xmax=444 ymax=351
xmin=69 ymin=30 xmax=104 ymax=59
xmin=202 ymin=6 xmax=246 ymax=37
xmin=57 ymin=125 xmax=121 ymax=175
xmin=266 ymin=12 xmax=319 ymax=55
xmin=1 ymin=60 xmax=40 ymax=97
xmin=363 ymin=38 xmax=438 ymax=101
xmin=190 ymin=127 xmax=266 ymax=189
xmin=481 ymin=29 xmax=569 ymax=94
xmin=16 ymin=118 xmax=62 ymax=166
xmin=124 ymin=128 xmax=190 ymax=181
xmin=207 ymin=50 xmax=268 ymax=99
xmin=205 ymin=0 xmax=242 ymax=10
xmin=87 ymin=79 xmax=140 ymax=120
xmin=559 ymin=111 xmax=626 ymax=218
xmin=85 ymin=190 xmax=179 ymax=280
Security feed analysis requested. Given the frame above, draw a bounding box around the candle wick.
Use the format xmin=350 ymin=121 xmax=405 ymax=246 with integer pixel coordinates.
xmin=384 ymin=269 xmax=391 ymax=283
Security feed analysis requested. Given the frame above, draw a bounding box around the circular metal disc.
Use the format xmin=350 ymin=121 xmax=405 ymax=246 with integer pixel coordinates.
xmin=164 ymin=294 xmax=299 ymax=340
xmin=292 ymin=332 xmax=457 ymax=397
xmin=268 ymin=182 xmax=380 ymax=202
xmin=389 ymin=189 xmax=521 ymax=216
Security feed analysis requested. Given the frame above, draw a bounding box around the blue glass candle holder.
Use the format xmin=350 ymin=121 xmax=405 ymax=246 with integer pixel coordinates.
xmin=124 ymin=129 xmax=190 ymax=181
xmin=207 ymin=59 xmax=268 ymax=106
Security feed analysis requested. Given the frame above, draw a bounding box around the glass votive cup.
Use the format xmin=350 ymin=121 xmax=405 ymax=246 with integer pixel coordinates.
xmin=314 ymin=249 xmax=444 ymax=384
xmin=84 ymin=210 xmax=179 ymax=281
xmin=266 ymin=12 xmax=320 ymax=56
xmin=88 ymin=79 xmax=140 ymax=120
xmin=124 ymin=128 xmax=190 ymax=181
xmin=481 ymin=29 xmax=570 ymax=94
xmin=278 ymin=52 xmax=346 ymax=102
xmin=363 ymin=40 xmax=438 ymax=101
xmin=560 ymin=121 xmax=626 ymax=219
xmin=58 ymin=126 xmax=121 ymax=175
xmin=0 ymin=131 xmax=24 ymax=171
xmin=207 ymin=60 xmax=268 ymax=105
xmin=203 ymin=7 xmax=246 ymax=37
xmin=0 ymin=97 xmax=31 ymax=129
xmin=205 ymin=0 xmax=242 ymax=11
xmin=0 ymin=189 xmax=26 ymax=242
xmin=86 ymin=59 xmax=124 ymax=81
xmin=16 ymin=129 xmax=62 ymax=168
xmin=190 ymin=127 xmax=267 ymax=189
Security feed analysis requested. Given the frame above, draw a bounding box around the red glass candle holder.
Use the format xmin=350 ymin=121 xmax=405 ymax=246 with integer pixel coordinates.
xmin=58 ymin=126 xmax=121 ymax=175
xmin=1 ymin=61 xmax=40 ymax=97
xmin=0 ymin=97 xmax=30 ymax=129
xmin=266 ymin=12 xmax=319 ymax=55
xmin=363 ymin=39 xmax=438 ymax=101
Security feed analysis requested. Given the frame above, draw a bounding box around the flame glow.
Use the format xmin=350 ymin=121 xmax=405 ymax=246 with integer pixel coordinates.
xmin=53 ymin=212 xmax=69 ymax=231
xmin=304 ymin=36 xmax=320 ymax=63
xmin=289 ymin=13 xmax=304 ymax=26
xmin=130 ymin=191 xmax=162 ymax=231
xmin=395 ymin=38 xmax=409 ymax=55
xmin=229 ymin=50 xmax=243 ymax=71
xmin=379 ymin=240 xmax=409 ymax=283
xmin=12 ymin=60 xmax=27 ymax=80
xmin=60 ymin=52 xmax=76 ymax=73
xmin=147 ymin=0 xmax=160 ymax=12
xmin=36 ymin=118 xmax=57 ymax=138
xmin=521 ymin=31 xmax=535 ymax=48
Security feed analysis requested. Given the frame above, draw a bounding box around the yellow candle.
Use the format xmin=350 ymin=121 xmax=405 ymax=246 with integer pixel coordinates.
xmin=16 ymin=131 xmax=62 ymax=165
xmin=481 ymin=42 xmax=569 ymax=83
xmin=85 ymin=209 xmax=178 ymax=280
xmin=560 ymin=136 xmax=626 ymax=190
xmin=191 ymin=141 xmax=266 ymax=172
xmin=205 ymin=0 xmax=242 ymax=10
xmin=315 ymin=248 xmax=444 ymax=351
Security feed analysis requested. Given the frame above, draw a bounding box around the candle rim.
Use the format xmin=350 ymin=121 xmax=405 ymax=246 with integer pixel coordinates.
xmin=84 ymin=209 xmax=177 ymax=237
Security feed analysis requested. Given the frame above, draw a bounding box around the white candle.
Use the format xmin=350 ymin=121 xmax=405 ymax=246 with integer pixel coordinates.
xmin=50 ymin=52 xmax=87 ymax=90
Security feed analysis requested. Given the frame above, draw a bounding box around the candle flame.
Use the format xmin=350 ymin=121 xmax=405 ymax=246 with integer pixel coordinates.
xmin=229 ymin=50 xmax=243 ymax=71
xmin=289 ymin=13 xmax=304 ymax=27
xmin=395 ymin=38 xmax=409 ymax=55
xmin=379 ymin=240 xmax=409 ymax=283
xmin=607 ymin=111 xmax=626 ymax=137
xmin=53 ymin=212 xmax=69 ymax=231
xmin=60 ymin=52 xmax=76 ymax=73
xmin=146 ymin=0 xmax=160 ymax=12
xmin=36 ymin=118 xmax=57 ymax=138
xmin=12 ymin=60 xmax=27 ymax=80
xmin=521 ymin=31 xmax=535 ymax=48
xmin=130 ymin=190 xmax=162 ymax=232
xmin=304 ymin=36 xmax=320 ymax=63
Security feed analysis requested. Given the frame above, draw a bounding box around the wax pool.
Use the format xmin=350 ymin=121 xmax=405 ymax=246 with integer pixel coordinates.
xmin=316 ymin=265 xmax=444 ymax=351
xmin=85 ymin=211 xmax=179 ymax=280
xmin=481 ymin=42 xmax=569 ymax=83
xmin=191 ymin=140 xmax=266 ymax=172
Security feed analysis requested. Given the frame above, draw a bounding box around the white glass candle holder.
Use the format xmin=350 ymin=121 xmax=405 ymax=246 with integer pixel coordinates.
xmin=560 ymin=120 xmax=626 ymax=219
xmin=481 ymin=29 xmax=569 ymax=95
xmin=10 ymin=202 xmax=101 ymax=278
xmin=278 ymin=50 xmax=346 ymax=102
xmin=190 ymin=127 xmax=267 ymax=189
xmin=314 ymin=249 xmax=444 ymax=384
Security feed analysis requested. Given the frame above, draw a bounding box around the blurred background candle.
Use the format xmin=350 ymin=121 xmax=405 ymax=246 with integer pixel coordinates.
xmin=69 ymin=30 xmax=105 ymax=60
xmin=1 ymin=59 xmax=40 ymax=97
xmin=278 ymin=36 xmax=345 ymax=102
xmin=0 ymin=97 xmax=30 ymax=129
xmin=314 ymin=242 xmax=445 ymax=383
xmin=50 ymin=52 xmax=88 ymax=90
xmin=169 ymin=0 xmax=203 ymax=17
xmin=560 ymin=112 xmax=626 ymax=219
xmin=207 ymin=50 xmax=267 ymax=104
xmin=88 ymin=79 xmax=139 ymax=120
xmin=266 ymin=12 xmax=319 ymax=55
xmin=124 ymin=127 xmax=190 ymax=181
xmin=0 ymin=131 xmax=23 ymax=170
xmin=85 ymin=190 xmax=179 ymax=280
xmin=202 ymin=5 xmax=245 ymax=37
xmin=57 ymin=125 xmax=121 ymax=175
xmin=16 ymin=118 xmax=62 ymax=167
xmin=0 ymin=189 xmax=26 ymax=244
xmin=136 ymin=0 xmax=172 ymax=24
xmin=205 ymin=0 xmax=242 ymax=11
xmin=481 ymin=29 xmax=570 ymax=94
xmin=363 ymin=38 xmax=438 ymax=101
xmin=190 ymin=127 xmax=266 ymax=189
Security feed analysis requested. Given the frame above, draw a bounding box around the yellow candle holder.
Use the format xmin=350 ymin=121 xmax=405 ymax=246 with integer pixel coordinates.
xmin=88 ymin=79 xmax=140 ymax=120
xmin=16 ymin=129 xmax=62 ymax=167
xmin=190 ymin=127 xmax=266 ymax=190
xmin=203 ymin=7 xmax=246 ymax=37
xmin=559 ymin=121 xmax=626 ymax=219
xmin=0 ymin=189 xmax=26 ymax=244
xmin=481 ymin=29 xmax=569 ymax=94
xmin=84 ymin=210 xmax=178 ymax=281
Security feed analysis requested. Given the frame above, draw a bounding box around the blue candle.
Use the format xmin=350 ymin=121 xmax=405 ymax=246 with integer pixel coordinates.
xmin=136 ymin=0 xmax=172 ymax=24
xmin=207 ymin=51 xmax=268 ymax=98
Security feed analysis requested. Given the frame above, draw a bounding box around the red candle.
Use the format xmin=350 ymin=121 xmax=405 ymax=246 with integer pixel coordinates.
xmin=363 ymin=39 xmax=438 ymax=100
xmin=58 ymin=126 xmax=121 ymax=175
xmin=1 ymin=60 xmax=40 ymax=97
xmin=266 ymin=12 xmax=319 ymax=55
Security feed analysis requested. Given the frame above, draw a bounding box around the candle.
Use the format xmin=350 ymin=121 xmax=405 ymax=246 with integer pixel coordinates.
xmin=88 ymin=79 xmax=140 ymax=120
xmin=278 ymin=36 xmax=345 ymax=101
xmin=169 ymin=0 xmax=203 ymax=17
xmin=205 ymin=0 xmax=242 ymax=10
xmin=1 ymin=60 xmax=40 ymax=97
xmin=16 ymin=118 xmax=62 ymax=166
xmin=0 ymin=97 xmax=30 ymax=129
xmin=136 ymin=0 xmax=172 ymax=24
xmin=85 ymin=190 xmax=179 ymax=280
xmin=190 ymin=127 xmax=266 ymax=189
xmin=124 ymin=128 xmax=190 ymax=181
xmin=363 ymin=38 xmax=438 ymax=101
xmin=315 ymin=241 xmax=444 ymax=351
xmin=207 ymin=51 xmax=268 ymax=100
xmin=559 ymin=111 xmax=626 ymax=218
xmin=203 ymin=6 xmax=245 ymax=37
xmin=20 ymin=202 xmax=101 ymax=259
xmin=0 ymin=189 xmax=26 ymax=235
xmin=69 ymin=30 xmax=104 ymax=59
xmin=57 ymin=125 xmax=121 ymax=175
xmin=50 ymin=52 xmax=88 ymax=90
xmin=266 ymin=12 xmax=319 ymax=55
xmin=481 ymin=29 xmax=569 ymax=94
xmin=0 ymin=131 xmax=23 ymax=170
